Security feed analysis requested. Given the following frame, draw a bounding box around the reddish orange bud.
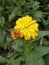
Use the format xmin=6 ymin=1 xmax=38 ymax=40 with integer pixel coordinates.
xmin=10 ymin=29 xmax=20 ymax=40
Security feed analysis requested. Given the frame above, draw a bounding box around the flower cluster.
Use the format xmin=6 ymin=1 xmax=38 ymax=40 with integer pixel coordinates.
xmin=14 ymin=15 xmax=39 ymax=40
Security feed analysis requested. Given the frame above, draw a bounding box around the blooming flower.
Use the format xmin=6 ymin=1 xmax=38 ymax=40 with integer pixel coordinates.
xmin=14 ymin=15 xmax=39 ymax=40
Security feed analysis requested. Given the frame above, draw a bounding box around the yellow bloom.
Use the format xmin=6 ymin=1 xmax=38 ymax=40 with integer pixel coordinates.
xmin=14 ymin=15 xmax=39 ymax=40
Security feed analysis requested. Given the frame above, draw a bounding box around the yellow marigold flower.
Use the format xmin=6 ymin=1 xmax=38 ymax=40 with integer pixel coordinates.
xmin=14 ymin=15 xmax=39 ymax=40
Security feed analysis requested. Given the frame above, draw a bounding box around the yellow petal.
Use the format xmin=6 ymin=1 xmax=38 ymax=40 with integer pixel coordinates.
xmin=24 ymin=30 xmax=31 ymax=40
xmin=29 ymin=20 xmax=37 ymax=25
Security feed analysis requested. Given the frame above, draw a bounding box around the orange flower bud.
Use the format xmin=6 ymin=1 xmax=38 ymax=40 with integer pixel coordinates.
xmin=10 ymin=29 xmax=20 ymax=40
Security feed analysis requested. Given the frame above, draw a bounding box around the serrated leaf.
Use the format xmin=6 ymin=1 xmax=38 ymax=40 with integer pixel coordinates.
xmin=23 ymin=51 xmax=45 ymax=65
xmin=34 ymin=11 xmax=43 ymax=19
xmin=25 ymin=1 xmax=39 ymax=10
xmin=7 ymin=57 xmax=21 ymax=65
xmin=38 ymin=31 xmax=49 ymax=37
xmin=35 ymin=46 xmax=49 ymax=56
xmin=32 ymin=1 xmax=39 ymax=10
xmin=9 ymin=7 xmax=21 ymax=22
xmin=14 ymin=0 xmax=25 ymax=6
xmin=12 ymin=38 xmax=23 ymax=52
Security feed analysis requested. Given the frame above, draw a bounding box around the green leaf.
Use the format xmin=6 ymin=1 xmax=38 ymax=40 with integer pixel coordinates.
xmin=43 ymin=5 xmax=49 ymax=11
xmin=13 ymin=0 xmax=20 ymax=6
xmin=0 ymin=16 xmax=5 ymax=26
xmin=6 ymin=0 xmax=14 ymax=6
xmin=19 ymin=0 xmax=25 ymax=6
xmin=38 ymin=31 xmax=49 ymax=37
xmin=12 ymin=38 xmax=23 ymax=52
xmin=9 ymin=7 xmax=21 ymax=22
xmin=0 ymin=56 xmax=7 ymax=63
xmin=33 ymin=11 xmax=43 ymax=19
xmin=35 ymin=46 xmax=49 ymax=56
xmin=32 ymin=1 xmax=39 ymax=10
xmin=7 ymin=57 xmax=21 ymax=65
xmin=42 ymin=38 xmax=49 ymax=46
xmin=0 ymin=28 xmax=6 ymax=43
xmin=23 ymin=51 xmax=45 ymax=65
xmin=25 ymin=1 xmax=39 ymax=10
xmin=0 ymin=7 xmax=4 ymax=12
xmin=44 ymin=54 xmax=49 ymax=65
xmin=14 ymin=0 xmax=25 ymax=6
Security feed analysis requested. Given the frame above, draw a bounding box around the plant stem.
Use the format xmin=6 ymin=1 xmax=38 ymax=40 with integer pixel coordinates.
xmin=2 ymin=0 xmax=5 ymax=6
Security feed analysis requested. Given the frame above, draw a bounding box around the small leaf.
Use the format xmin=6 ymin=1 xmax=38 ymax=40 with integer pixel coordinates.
xmin=0 ymin=16 xmax=5 ymax=26
xmin=35 ymin=46 xmax=49 ymax=56
xmin=6 ymin=0 xmax=14 ymax=6
xmin=12 ymin=38 xmax=23 ymax=52
xmin=38 ymin=31 xmax=49 ymax=37
xmin=7 ymin=57 xmax=21 ymax=65
xmin=0 ymin=7 xmax=4 ymax=12
xmin=14 ymin=0 xmax=25 ymax=6
xmin=33 ymin=11 xmax=43 ymax=19
xmin=0 ymin=28 xmax=6 ymax=43
xmin=32 ymin=1 xmax=40 ymax=10
xmin=0 ymin=56 xmax=7 ymax=63
xmin=9 ymin=7 xmax=21 ymax=22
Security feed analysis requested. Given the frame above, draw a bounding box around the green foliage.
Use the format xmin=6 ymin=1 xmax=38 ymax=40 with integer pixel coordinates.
xmin=0 ymin=0 xmax=49 ymax=65
xmin=35 ymin=46 xmax=49 ymax=56
xmin=0 ymin=56 xmax=7 ymax=63
xmin=0 ymin=28 xmax=6 ymax=43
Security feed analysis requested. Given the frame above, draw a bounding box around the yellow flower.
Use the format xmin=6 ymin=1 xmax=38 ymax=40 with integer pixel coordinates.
xmin=14 ymin=15 xmax=39 ymax=40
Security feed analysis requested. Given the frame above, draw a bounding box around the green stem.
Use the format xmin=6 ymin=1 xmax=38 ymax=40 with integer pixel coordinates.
xmin=2 ymin=0 xmax=5 ymax=6
xmin=40 ymin=37 xmax=43 ymax=46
